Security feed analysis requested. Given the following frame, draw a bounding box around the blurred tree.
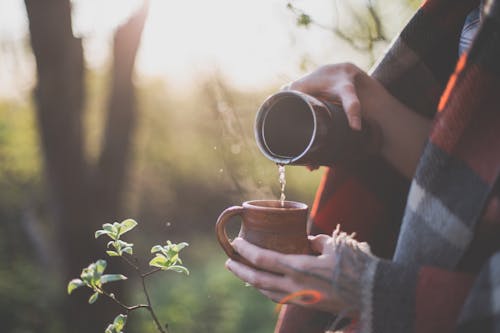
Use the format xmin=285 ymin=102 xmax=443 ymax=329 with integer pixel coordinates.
xmin=287 ymin=0 xmax=420 ymax=65
xmin=23 ymin=0 xmax=149 ymax=332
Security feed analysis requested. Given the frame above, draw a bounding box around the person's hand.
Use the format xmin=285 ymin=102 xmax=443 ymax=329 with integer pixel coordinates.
xmin=282 ymin=63 xmax=432 ymax=179
xmin=225 ymin=226 xmax=378 ymax=320
xmin=282 ymin=63 xmax=369 ymax=131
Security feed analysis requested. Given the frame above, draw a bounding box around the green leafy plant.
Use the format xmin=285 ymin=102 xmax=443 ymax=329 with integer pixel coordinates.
xmin=67 ymin=219 xmax=189 ymax=333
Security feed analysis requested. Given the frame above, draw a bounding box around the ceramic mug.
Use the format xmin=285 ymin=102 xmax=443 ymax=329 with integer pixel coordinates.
xmin=216 ymin=199 xmax=337 ymax=332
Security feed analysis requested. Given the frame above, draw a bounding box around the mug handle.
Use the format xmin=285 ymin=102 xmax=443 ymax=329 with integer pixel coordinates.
xmin=215 ymin=206 xmax=253 ymax=267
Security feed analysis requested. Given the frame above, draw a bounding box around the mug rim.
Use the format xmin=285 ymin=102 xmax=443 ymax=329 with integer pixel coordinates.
xmin=243 ymin=199 xmax=308 ymax=211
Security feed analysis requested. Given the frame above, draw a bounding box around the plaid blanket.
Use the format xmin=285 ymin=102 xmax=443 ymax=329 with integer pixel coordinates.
xmin=299 ymin=0 xmax=500 ymax=332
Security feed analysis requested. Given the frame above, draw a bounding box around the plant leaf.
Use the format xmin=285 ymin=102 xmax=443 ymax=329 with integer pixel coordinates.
xmin=102 ymin=223 xmax=114 ymax=232
xmin=297 ymin=13 xmax=312 ymax=27
xmin=113 ymin=314 xmax=127 ymax=331
xmin=175 ymin=242 xmax=189 ymax=250
xmin=119 ymin=219 xmax=138 ymax=235
xmin=150 ymin=245 xmax=163 ymax=254
xmin=100 ymin=274 xmax=128 ymax=284
xmin=80 ymin=267 xmax=92 ymax=284
xmin=122 ymin=246 xmax=133 ymax=255
xmin=88 ymin=291 xmax=99 ymax=304
xmin=149 ymin=254 xmax=168 ymax=268
xmin=67 ymin=278 xmax=85 ymax=294
xmin=168 ymin=265 xmax=190 ymax=275
xmin=117 ymin=240 xmax=133 ymax=248
xmin=95 ymin=259 xmax=107 ymax=275
xmin=106 ymin=250 xmax=120 ymax=257
xmin=95 ymin=230 xmax=111 ymax=239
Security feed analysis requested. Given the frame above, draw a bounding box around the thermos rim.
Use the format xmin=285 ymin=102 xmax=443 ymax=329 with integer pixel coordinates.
xmin=254 ymin=90 xmax=317 ymax=165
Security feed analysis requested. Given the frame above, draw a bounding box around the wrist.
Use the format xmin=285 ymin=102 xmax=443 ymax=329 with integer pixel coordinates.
xmin=330 ymin=228 xmax=380 ymax=322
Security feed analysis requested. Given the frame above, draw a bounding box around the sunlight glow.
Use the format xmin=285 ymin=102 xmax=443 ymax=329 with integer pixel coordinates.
xmin=68 ymin=0 xmax=343 ymax=90
xmin=138 ymin=0 xmax=332 ymax=90
xmin=1 ymin=0 xmax=371 ymax=96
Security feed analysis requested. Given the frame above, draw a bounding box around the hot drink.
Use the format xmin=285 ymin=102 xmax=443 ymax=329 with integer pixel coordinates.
xmin=278 ymin=164 xmax=286 ymax=206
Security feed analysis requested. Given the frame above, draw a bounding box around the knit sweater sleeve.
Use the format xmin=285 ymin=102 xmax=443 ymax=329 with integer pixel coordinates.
xmin=360 ymin=259 xmax=475 ymax=333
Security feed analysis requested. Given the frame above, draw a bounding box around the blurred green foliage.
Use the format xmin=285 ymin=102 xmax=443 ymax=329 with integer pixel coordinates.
xmin=0 ymin=100 xmax=41 ymax=209
xmin=0 ymin=100 xmax=56 ymax=333
xmin=0 ymin=71 xmax=322 ymax=332
xmin=128 ymin=237 xmax=277 ymax=333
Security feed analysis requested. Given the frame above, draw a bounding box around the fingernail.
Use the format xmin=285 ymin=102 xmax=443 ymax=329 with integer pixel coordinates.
xmin=306 ymin=164 xmax=320 ymax=171
xmin=232 ymin=237 xmax=243 ymax=247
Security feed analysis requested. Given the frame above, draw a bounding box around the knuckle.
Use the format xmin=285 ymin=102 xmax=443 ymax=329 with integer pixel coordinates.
xmin=247 ymin=274 xmax=269 ymax=290
xmin=252 ymin=277 xmax=267 ymax=289
xmin=253 ymin=253 xmax=267 ymax=267
xmin=345 ymin=99 xmax=361 ymax=112
xmin=246 ymin=271 xmax=257 ymax=283
xmin=338 ymin=82 xmax=355 ymax=94
xmin=341 ymin=62 xmax=361 ymax=75
xmin=331 ymin=62 xmax=357 ymax=73
xmin=316 ymin=62 xmax=361 ymax=79
xmin=245 ymin=272 xmax=259 ymax=286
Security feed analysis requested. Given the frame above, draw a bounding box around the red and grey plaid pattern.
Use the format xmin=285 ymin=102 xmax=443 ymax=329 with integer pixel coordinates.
xmin=300 ymin=0 xmax=500 ymax=332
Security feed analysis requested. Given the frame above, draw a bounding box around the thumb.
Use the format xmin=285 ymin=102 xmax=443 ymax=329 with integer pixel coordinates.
xmin=308 ymin=234 xmax=332 ymax=254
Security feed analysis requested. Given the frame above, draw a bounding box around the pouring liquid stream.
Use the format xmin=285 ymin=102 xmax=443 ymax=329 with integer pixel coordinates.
xmin=278 ymin=164 xmax=286 ymax=207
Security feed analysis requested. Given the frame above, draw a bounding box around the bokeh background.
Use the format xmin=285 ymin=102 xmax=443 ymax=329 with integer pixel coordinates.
xmin=0 ymin=0 xmax=418 ymax=332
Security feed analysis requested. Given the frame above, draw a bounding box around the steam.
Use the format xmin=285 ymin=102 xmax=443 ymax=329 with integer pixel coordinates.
xmin=207 ymin=77 xmax=276 ymax=200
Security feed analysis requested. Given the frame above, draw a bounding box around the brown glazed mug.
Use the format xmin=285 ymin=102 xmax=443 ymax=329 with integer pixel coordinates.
xmin=216 ymin=200 xmax=336 ymax=332
xmin=215 ymin=200 xmax=311 ymax=266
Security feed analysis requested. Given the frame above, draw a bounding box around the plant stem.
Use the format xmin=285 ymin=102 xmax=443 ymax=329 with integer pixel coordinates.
xmin=142 ymin=267 xmax=161 ymax=278
xmin=141 ymin=275 xmax=167 ymax=333
xmin=122 ymin=253 xmax=140 ymax=271
xmin=100 ymin=289 xmax=149 ymax=312
xmin=120 ymin=254 xmax=167 ymax=333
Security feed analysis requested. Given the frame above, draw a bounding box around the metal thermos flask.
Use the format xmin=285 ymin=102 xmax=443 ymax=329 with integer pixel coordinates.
xmin=254 ymin=90 xmax=381 ymax=166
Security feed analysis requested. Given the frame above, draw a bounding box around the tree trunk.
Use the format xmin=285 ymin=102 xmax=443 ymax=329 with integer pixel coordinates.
xmin=24 ymin=0 xmax=149 ymax=331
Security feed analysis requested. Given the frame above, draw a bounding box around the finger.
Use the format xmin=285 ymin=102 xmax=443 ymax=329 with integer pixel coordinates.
xmin=258 ymin=289 xmax=287 ymax=304
xmin=225 ymin=259 xmax=290 ymax=292
xmin=231 ymin=238 xmax=289 ymax=274
xmin=357 ymin=241 xmax=372 ymax=254
xmin=232 ymin=238 xmax=316 ymax=279
xmin=337 ymin=84 xmax=362 ymax=131
xmin=332 ymin=224 xmax=341 ymax=238
xmin=287 ymin=74 xmax=322 ymax=95
xmin=308 ymin=234 xmax=333 ymax=254
xmin=306 ymin=164 xmax=320 ymax=171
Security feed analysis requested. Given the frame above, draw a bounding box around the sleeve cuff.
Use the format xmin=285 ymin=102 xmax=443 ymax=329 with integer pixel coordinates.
xmin=359 ymin=259 xmax=419 ymax=333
